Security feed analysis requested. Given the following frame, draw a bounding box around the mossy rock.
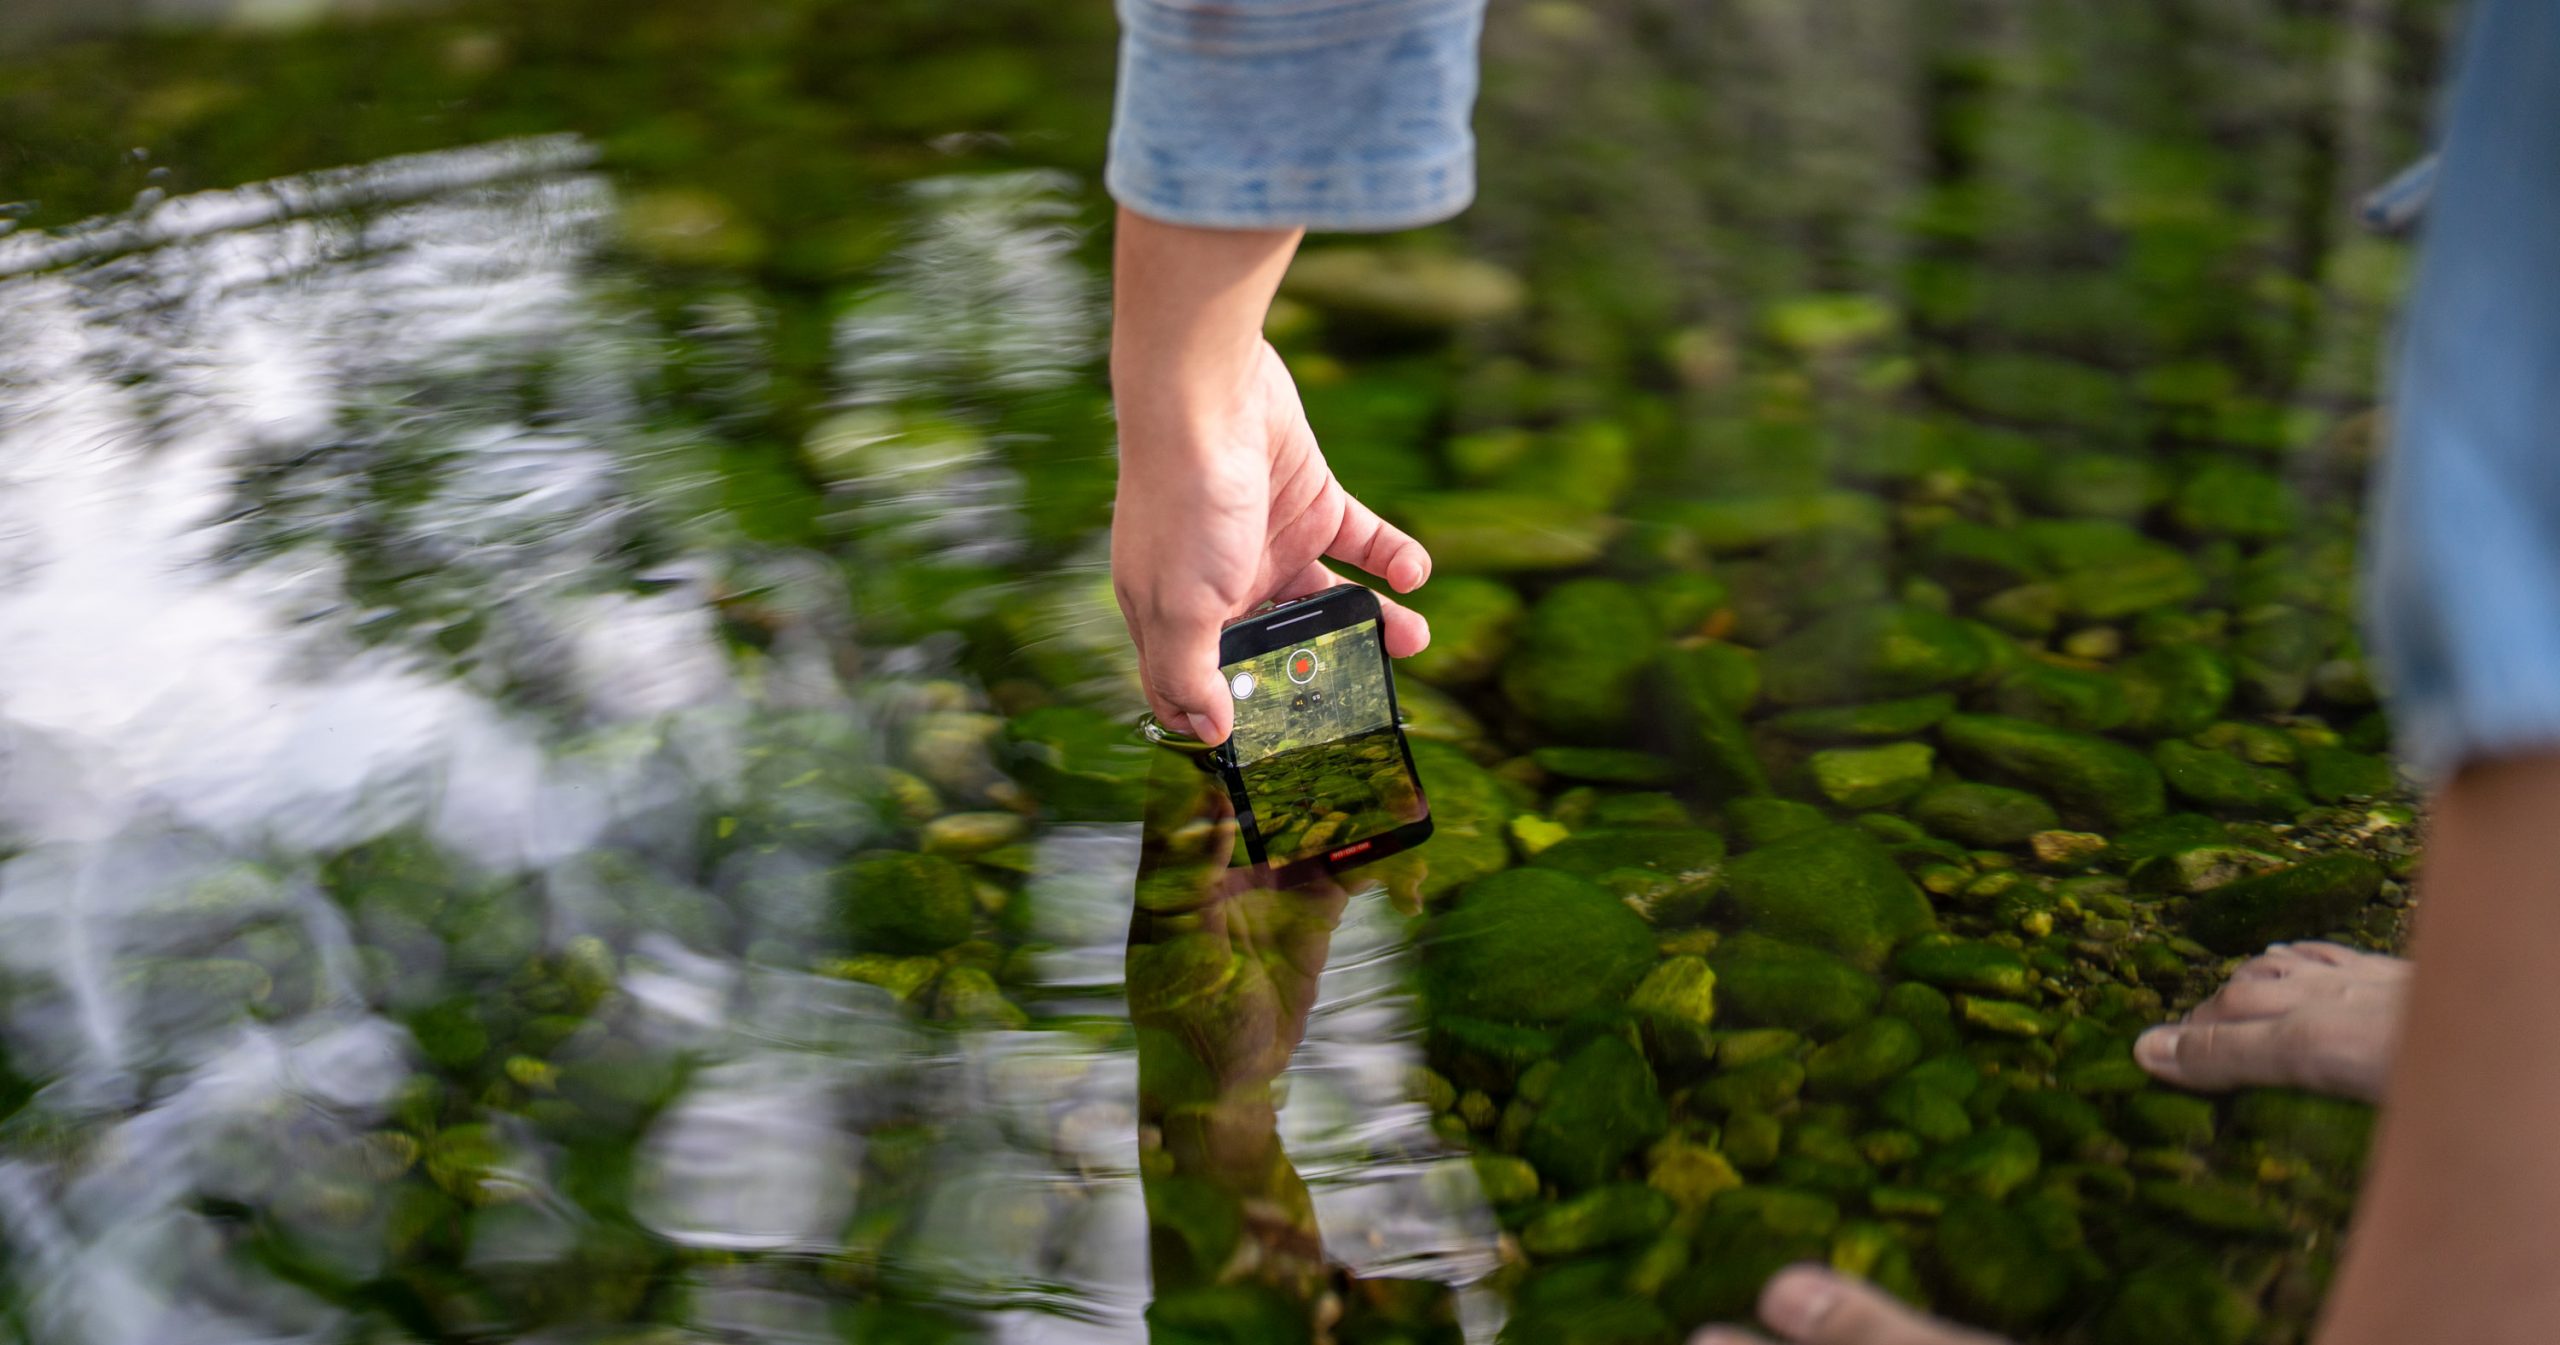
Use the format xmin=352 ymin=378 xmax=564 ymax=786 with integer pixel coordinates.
xmin=1759 ymin=602 xmax=1990 ymax=707
xmin=835 ymin=852 xmax=974 ymax=954
xmin=1765 ymin=693 xmax=1956 ymax=743
xmin=1725 ymin=797 xmax=1831 ymax=849
xmin=1656 ymin=644 xmax=1772 ymax=799
xmin=1524 ymin=1035 xmax=1670 ymax=1192
xmin=2171 ymin=460 xmax=2302 ymax=540
xmin=2186 ymin=854 xmax=2384 ymax=954
xmin=1502 ymin=579 xmax=1661 ymax=740
xmin=1663 ymin=492 xmax=1889 ymax=554
xmin=1391 ymin=492 xmax=1619 ymax=572
xmin=2302 ymin=746 xmax=2397 ymax=802
xmin=1892 ymin=936 xmax=2033 ymax=997
xmin=2231 ymin=1087 xmax=2375 ymax=1178
xmin=1720 ymin=827 xmax=1936 ymax=970
xmin=2154 ymin=740 xmax=2308 ymax=819
xmin=1001 ymin=706 xmax=1152 ymax=819
xmin=1708 ymin=933 xmax=1881 ymax=1036
xmin=1519 ymin=1183 xmax=1675 ymax=1257
xmin=1988 ymin=660 xmax=2129 ymax=734
xmin=1939 ymin=713 xmax=2166 ymax=829
xmin=1399 ymin=739 xmax=1516 ymax=898
xmin=1533 ymin=828 xmax=1726 ymax=925
xmin=1420 ymin=868 xmax=1655 ymax=1022
xmin=1917 ymin=520 xmax=2045 ymax=598
xmin=2118 ymin=644 xmax=2235 ymax=738
xmin=1399 ymin=576 xmax=1522 ymax=686
xmin=1907 ymin=781 xmax=2060 ymax=848
xmin=1932 ymin=1196 xmax=2073 ymax=1330
xmin=1918 ymin=1125 xmax=2042 ymax=1201
xmin=2093 ymin=1263 xmax=2259 ymax=1345
xmin=1804 ymin=1016 xmax=1924 ymax=1097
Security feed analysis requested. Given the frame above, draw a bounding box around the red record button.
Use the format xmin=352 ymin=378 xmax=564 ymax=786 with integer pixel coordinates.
xmin=1286 ymin=648 xmax=1319 ymax=684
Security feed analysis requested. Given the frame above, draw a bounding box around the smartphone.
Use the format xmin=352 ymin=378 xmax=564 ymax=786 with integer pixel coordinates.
xmin=1214 ymin=584 xmax=1433 ymax=883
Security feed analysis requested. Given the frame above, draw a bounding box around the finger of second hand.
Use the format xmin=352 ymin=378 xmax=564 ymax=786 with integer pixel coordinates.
xmin=1691 ymin=1329 xmax=1774 ymax=1345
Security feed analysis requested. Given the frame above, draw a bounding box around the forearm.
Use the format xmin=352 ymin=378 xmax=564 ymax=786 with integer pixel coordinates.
xmin=2316 ymin=753 xmax=2560 ymax=1343
xmin=1109 ymin=206 xmax=1300 ymax=462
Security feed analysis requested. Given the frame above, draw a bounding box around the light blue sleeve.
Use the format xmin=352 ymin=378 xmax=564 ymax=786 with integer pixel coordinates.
xmin=1107 ymin=0 xmax=1487 ymax=232
xmin=2366 ymin=0 xmax=2560 ymax=777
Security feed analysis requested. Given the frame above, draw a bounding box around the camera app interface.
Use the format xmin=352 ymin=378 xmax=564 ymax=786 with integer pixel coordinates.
xmin=1222 ymin=619 xmax=1425 ymax=865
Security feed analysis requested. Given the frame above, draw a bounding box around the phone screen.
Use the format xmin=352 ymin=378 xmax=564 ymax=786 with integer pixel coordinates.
xmin=1220 ymin=617 xmax=1427 ymax=867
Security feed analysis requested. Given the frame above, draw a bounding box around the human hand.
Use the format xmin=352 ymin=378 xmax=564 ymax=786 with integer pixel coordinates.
xmin=1109 ymin=207 xmax=1430 ymax=745
xmin=1692 ymin=1266 xmax=2010 ymax=1345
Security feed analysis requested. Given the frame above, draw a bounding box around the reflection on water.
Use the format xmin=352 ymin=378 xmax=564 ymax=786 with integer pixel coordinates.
xmin=0 ymin=137 xmax=1493 ymax=1344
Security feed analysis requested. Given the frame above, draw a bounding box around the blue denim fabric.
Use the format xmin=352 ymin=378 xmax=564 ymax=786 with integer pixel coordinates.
xmin=1107 ymin=0 xmax=1487 ymax=231
xmin=2367 ymin=0 xmax=2560 ymax=777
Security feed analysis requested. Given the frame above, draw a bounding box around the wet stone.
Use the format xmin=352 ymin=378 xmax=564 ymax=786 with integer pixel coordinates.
xmin=1804 ymin=1016 xmax=1925 ymax=1098
xmin=1806 ymin=741 xmax=1936 ymax=809
xmin=2154 ymin=740 xmax=2308 ymax=818
xmin=1519 ymin=1182 xmax=1674 ymax=1257
xmin=1501 ymin=578 xmax=1661 ymax=740
xmin=1708 ymin=934 xmax=1882 ymax=1038
xmin=1892 ymin=936 xmax=2033 ymax=998
xmin=1907 ymin=781 xmax=2061 ymax=848
xmin=1400 ymin=575 xmax=1522 ymax=686
xmin=2094 ymin=1264 xmax=2260 ymax=1345
xmin=1933 ymin=1196 xmax=2072 ymax=1330
xmin=835 ymin=851 xmax=975 ymax=955
xmin=1765 ymin=693 xmax=1955 ymax=743
xmin=2187 ymin=854 xmax=2385 ymax=954
xmin=1724 ymin=797 xmax=1831 ymax=850
xmin=1422 ymin=868 xmax=1656 ymax=1022
xmin=1525 ymin=1036 xmax=1670 ymax=1192
xmin=1759 ymin=601 xmax=1990 ymax=707
xmin=1720 ymin=827 xmax=1936 ymax=970
xmin=1940 ymin=713 xmax=2166 ymax=829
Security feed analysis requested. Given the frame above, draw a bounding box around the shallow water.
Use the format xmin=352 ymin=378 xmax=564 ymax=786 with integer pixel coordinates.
xmin=0 ymin=1 xmax=2451 ymax=1341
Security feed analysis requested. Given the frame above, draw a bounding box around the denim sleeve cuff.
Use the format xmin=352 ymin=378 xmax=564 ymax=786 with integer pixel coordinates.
xmin=1107 ymin=0 xmax=1486 ymax=232
xmin=2363 ymin=0 xmax=2560 ymax=780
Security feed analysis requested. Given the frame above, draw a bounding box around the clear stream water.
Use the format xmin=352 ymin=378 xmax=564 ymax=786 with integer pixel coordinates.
xmin=0 ymin=1 xmax=2453 ymax=1341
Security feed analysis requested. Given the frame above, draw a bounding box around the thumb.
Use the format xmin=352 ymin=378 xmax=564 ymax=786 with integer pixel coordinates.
xmin=1139 ymin=608 xmax=1236 ymax=746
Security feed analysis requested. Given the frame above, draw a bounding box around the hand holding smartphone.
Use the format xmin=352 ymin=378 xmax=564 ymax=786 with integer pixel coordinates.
xmin=1211 ymin=585 xmax=1434 ymax=884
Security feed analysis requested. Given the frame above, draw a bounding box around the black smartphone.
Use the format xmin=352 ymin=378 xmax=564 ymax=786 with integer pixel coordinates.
xmin=1213 ymin=584 xmax=1433 ymax=883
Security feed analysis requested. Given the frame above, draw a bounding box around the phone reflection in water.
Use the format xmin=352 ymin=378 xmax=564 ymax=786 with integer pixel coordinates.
xmin=1126 ymin=732 xmax=1503 ymax=1342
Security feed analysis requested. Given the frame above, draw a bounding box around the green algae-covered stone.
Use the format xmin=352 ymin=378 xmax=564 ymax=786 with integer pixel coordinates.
xmin=1648 ymin=1141 xmax=1743 ymax=1208
xmin=1716 ymin=1027 xmax=1804 ymax=1068
xmin=1401 ymin=739 xmax=1516 ymax=898
xmin=1725 ymin=797 xmax=1831 ymax=849
xmin=2187 ymin=854 xmax=2385 ymax=954
xmin=2118 ymin=644 xmax=2235 ymax=738
xmin=1988 ymin=660 xmax=2129 ymax=734
xmin=1422 ymin=868 xmax=1654 ymax=1022
xmin=1525 ymin=1036 xmax=1670 ymax=1191
xmin=1760 ymin=602 xmax=1990 ymax=707
xmin=1805 ymin=1015 xmax=1924 ymax=1098
xmin=1879 ymin=1076 xmax=1974 ymax=1144
xmin=1907 ymin=781 xmax=2061 ymax=848
xmin=1628 ymin=955 xmax=1718 ymax=1068
xmin=836 ymin=852 xmax=974 ymax=954
xmin=1892 ymin=936 xmax=2033 ymax=998
xmin=1501 ymin=579 xmax=1661 ymax=740
xmin=1722 ymin=827 xmax=1935 ymax=970
xmin=1766 ymin=693 xmax=1956 ymax=743
xmin=1886 ymin=981 xmax=1963 ymax=1053
xmin=1662 ymin=1211 xmax=1829 ymax=1323
xmin=1959 ymin=996 xmax=2054 ymax=1038
xmin=1919 ymin=1125 xmax=2043 ymax=1201
xmin=1721 ymin=1109 xmax=1784 ymax=1171
xmin=1806 ymin=742 xmax=1936 ymax=809
xmin=2104 ymin=812 xmax=2233 ymax=867
xmin=2173 ymin=460 xmax=2302 ymax=540
xmin=1001 ymin=707 xmax=1152 ymax=820
xmin=1919 ymin=519 xmax=2046 ymax=598
xmin=2094 ymin=1264 xmax=2259 ymax=1345
xmin=1668 ymin=492 xmax=1889 ymax=554
xmin=2232 ymin=1087 xmax=2374 ymax=1178
xmin=1399 ymin=575 xmax=1522 ymax=686
xmin=1934 ymin=1197 xmax=2072 ymax=1330
xmin=1695 ymin=1055 xmax=1807 ymax=1114
xmin=1392 ymin=491 xmax=1618 ymax=572
xmin=1939 ymin=713 xmax=2166 ymax=829
xmin=1472 ymin=1152 xmax=1542 ymax=1206
xmin=2122 ymin=1090 xmax=2216 ymax=1147
xmin=2001 ymin=1088 xmax=2105 ymax=1154
xmin=1532 ymin=828 xmax=1724 ymax=894
xmin=2139 ymin=1179 xmax=2286 ymax=1236
xmin=1709 ymin=933 xmax=1881 ymax=1036
xmin=2059 ymin=544 xmax=2204 ymax=620
xmin=1520 ymin=1183 xmax=1675 ymax=1257
xmin=2302 ymin=745 xmax=2397 ymax=802
xmin=2154 ymin=740 xmax=2309 ymax=818
xmin=1712 ymin=1186 xmax=1843 ymax=1239
xmin=1530 ymin=746 xmax=1680 ymax=785
xmin=1657 ymin=643 xmax=1773 ymax=799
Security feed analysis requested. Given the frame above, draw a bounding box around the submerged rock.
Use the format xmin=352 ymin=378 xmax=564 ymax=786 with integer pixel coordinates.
xmin=1658 ymin=643 xmax=1773 ymax=799
xmin=2154 ymin=740 xmax=2308 ymax=818
xmin=1906 ymin=781 xmax=2061 ymax=848
xmin=835 ymin=852 xmax=974 ymax=954
xmin=1806 ymin=742 xmax=1936 ymax=809
xmin=1720 ymin=827 xmax=1936 ymax=970
xmin=2093 ymin=1263 xmax=2259 ymax=1345
xmin=1766 ymin=692 xmax=1955 ymax=743
xmin=1392 ymin=492 xmax=1619 ymax=572
xmin=1421 ymin=868 xmax=1655 ymax=1022
xmin=1279 ymin=246 xmax=1525 ymax=326
xmin=1804 ymin=1016 xmax=1924 ymax=1097
xmin=1709 ymin=934 xmax=1880 ymax=1036
xmin=1400 ymin=576 xmax=1522 ymax=686
xmin=1525 ymin=1036 xmax=1670 ymax=1191
xmin=1892 ymin=936 xmax=2033 ymax=998
xmin=2187 ymin=854 xmax=2384 ymax=953
xmin=1939 ymin=713 xmax=2166 ymax=829
xmin=1520 ymin=1182 xmax=1675 ymax=1256
xmin=1501 ymin=579 xmax=1661 ymax=740
xmin=1933 ymin=1196 xmax=2072 ymax=1330
xmin=1759 ymin=602 xmax=1990 ymax=707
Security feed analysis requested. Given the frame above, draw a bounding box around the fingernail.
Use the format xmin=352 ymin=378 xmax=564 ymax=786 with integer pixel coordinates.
xmin=2136 ymin=1027 xmax=2179 ymax=1071
xmin=1762 ymin=1266 xmax=1841 ymax=1337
